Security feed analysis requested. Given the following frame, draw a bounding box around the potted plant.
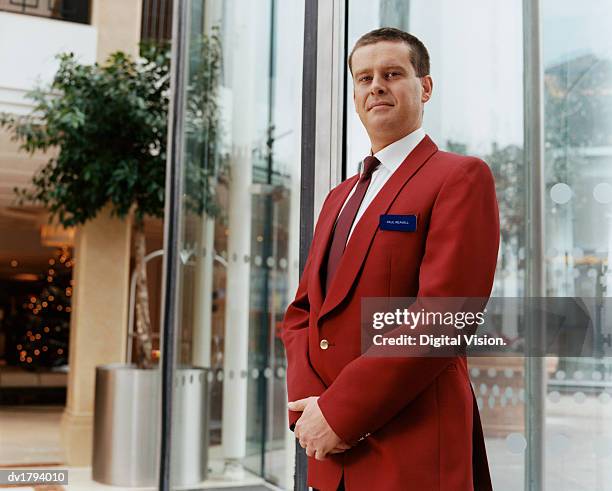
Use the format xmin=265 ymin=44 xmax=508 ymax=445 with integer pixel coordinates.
xmin=0 ymin=32 xmax=225 ymax=487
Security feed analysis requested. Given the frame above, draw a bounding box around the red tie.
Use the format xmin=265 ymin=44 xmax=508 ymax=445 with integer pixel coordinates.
xmin=324 ymin=156 xmax=381 ymax=294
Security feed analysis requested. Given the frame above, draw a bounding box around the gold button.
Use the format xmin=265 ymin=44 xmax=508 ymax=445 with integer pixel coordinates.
xmin=320 ymin=339 xmax=329 ymax=350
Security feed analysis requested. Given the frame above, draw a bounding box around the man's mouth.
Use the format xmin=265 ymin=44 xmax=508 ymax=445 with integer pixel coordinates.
xmin=368 ymin=102 xmax=393 ymax=111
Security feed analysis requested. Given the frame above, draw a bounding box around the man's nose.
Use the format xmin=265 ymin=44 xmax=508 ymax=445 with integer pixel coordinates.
xmin=370 ymin=75 xmax=387 ymax=95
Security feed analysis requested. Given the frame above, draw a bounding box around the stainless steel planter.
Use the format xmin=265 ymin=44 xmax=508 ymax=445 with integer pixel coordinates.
xmin=92 ymin=364 xmax=209 ymax=487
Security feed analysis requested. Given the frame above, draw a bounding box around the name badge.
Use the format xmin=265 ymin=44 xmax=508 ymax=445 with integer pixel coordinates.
xmin=379 ymin=214 xmax=417 ymax=232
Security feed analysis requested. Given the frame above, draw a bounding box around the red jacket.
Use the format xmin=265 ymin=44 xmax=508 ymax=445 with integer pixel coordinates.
xmin=281 ymin=136 xmax=500 ymax=491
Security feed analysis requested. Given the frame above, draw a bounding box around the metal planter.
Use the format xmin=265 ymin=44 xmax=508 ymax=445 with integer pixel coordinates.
xmin=92 ymin=364 xmax=209 ymax=487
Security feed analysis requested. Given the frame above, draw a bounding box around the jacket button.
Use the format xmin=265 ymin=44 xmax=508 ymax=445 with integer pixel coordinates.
xmin=320 ymin=339 xmax=329 ymax=350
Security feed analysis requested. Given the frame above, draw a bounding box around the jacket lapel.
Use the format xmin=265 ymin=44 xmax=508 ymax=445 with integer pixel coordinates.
xmin=317 ymin=135 xmax=438 ymax=323
xmin=308 ymin=175 xmax=359 ymax=318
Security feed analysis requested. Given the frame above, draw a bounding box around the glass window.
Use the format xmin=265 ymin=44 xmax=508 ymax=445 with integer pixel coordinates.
xmin=346 ymin=1 xmax=525 ymax=489
xmin=346 ymin=1 xmax=612 ymax=489
xmin=170 ymin=0 xmax=303 ymax=488
xmin=543 ymin=1 xmax=612 ymax=489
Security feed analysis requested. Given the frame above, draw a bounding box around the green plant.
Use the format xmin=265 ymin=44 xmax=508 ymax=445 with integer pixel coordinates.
xmin=0 ymin=34 xmax=225 ymax=369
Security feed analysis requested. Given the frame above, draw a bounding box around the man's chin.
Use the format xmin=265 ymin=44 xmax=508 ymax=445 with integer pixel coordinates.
xmin=367 ymin=115 xmax=397 ymax=131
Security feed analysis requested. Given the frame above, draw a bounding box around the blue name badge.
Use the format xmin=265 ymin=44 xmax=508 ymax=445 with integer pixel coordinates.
xmin=379 ymin=214 xmax=417 ymax=232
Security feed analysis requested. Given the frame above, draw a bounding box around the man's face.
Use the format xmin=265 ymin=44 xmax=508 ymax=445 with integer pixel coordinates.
xmin=351 ymin=40 xmax=432 ymax=148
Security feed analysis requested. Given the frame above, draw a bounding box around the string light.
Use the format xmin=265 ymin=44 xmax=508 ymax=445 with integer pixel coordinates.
xmin=16 ymin=247 xmax=74 ymax=369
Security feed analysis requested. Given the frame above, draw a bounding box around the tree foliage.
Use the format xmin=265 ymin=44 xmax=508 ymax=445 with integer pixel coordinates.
xmin=1 ymin=46 xmax=171 ymax=227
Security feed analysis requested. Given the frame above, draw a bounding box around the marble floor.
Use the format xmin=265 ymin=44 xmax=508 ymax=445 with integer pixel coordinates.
xmin=0 ymin=405 xmax=64 ymax=467
xmin=2 ymin=398 xmax=612 ymax=490
xmin=0 ymin=464 xmax=280 ymax=491
xmin=0 ymin=406 xmax=280 ymax=490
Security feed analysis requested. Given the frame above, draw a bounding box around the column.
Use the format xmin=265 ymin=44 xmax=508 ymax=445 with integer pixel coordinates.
xmin=60 ymin=0 xmax=142 ymax=466
xmin=60 ymin=206 xmax=132 ymax=465
xmin=221 ymin=0 xmax=258 ymax=466
xmin=91 ymin=0 xmax=143 ymax=61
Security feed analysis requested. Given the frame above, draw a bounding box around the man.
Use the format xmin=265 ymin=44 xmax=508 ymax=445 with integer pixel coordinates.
xmin=281 ymin=27 xmax=499 ymax=491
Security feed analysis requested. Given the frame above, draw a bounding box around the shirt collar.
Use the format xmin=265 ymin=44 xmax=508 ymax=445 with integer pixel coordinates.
xmin=372 ymin=127 xmax=427 ymax=174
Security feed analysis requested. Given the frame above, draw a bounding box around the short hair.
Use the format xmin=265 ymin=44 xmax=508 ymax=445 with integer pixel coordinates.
xmin=348 ymin=27 xmax=430 ymax=77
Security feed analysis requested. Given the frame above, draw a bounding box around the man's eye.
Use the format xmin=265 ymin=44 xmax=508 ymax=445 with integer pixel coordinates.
xmin=359 ymin=76 xmax=372 ymax=83
xmin=386 ymin=72 xmax=400 ymax=79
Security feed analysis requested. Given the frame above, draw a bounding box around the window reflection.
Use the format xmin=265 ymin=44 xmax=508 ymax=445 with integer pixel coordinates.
xmin=543 ymin=1 xmax=612 ymax=489
xmin=172 ymin=0 xmax=303 ymax=488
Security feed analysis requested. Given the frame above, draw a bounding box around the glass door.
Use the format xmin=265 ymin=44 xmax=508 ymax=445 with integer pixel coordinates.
xmin=163 ymin=0 xmax=304 ymax=489
xmin=346 ymin=2 xmax=526 ymax=485
xmin=541 ymin=1 xmax=612 ymax=489
xmin=343 ymin=1 xmax=612 ymax=490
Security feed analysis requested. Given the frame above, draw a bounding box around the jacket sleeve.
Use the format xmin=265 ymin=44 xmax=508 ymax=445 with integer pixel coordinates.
xmin=316 ymin=158 xmax=500 ymax=445
xmin=281 ymin=200 xmax=332 ymax=430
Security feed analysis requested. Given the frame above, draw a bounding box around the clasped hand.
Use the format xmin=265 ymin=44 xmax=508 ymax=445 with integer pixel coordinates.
xmin=288 ymin=396 xmax=351 ymax=460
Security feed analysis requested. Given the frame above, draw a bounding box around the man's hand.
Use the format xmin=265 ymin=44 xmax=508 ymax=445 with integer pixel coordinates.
xmin=288 ymin=396 xmax=350 ymax=460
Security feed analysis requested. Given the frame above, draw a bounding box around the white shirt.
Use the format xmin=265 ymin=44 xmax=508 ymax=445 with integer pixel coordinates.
xmin=341 ymin=127 xmax=426 ymax=242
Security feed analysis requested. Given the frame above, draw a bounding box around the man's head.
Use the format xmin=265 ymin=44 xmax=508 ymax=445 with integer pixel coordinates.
xmin=349 ymin=28 xmax=433 ymax=153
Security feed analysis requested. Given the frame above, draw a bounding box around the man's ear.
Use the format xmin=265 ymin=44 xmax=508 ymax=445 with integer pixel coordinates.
xmin=421 ymin=75 xmax=433 ymax=103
